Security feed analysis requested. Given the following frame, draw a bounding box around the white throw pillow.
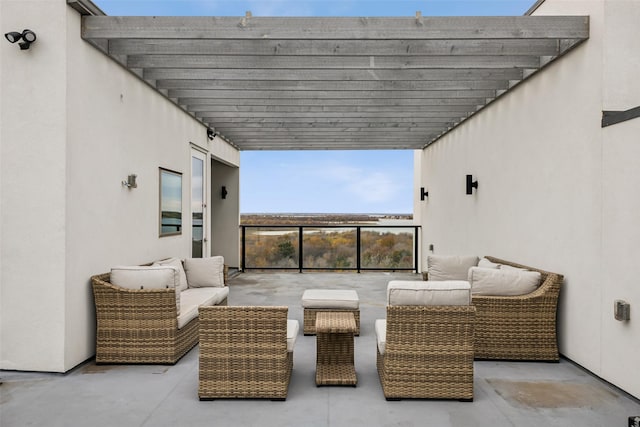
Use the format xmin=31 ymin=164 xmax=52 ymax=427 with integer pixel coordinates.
xmin=478 ymin=258 xmax=501 ymax=269
xmin=427 ymin=255 xmax=479 ymax=281
xmin=184 ymin=256 xmax=225 ymax=288
xmin=387 ymin=280 xmax=471 ymax=306
xmin=110 ymin=265 xmax=181 ymax=313
xmin=469 ymin=266 xmax=542 ymax=296
xmin=153 ymin=258 xmax=188 ymax=292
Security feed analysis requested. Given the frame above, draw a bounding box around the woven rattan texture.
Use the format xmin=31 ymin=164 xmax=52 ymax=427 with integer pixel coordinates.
xmin=304 ymin=308 xmax=360 ymax=335
xmin=198 ymin=306 xmax=293 ymax=400
xmin=377 ymin=305 xmax=476 ymax=400
xmin=92 ymin=273 xmax=219 ymax=364
xmin=472 ymin=256 xmax=563 ymax=361
xmin=315 ymin=312 xmax=357 ymax=386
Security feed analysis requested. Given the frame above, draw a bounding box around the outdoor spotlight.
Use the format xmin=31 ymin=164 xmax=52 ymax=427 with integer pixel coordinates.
xmin=4 ymin=29 xmax=37 ymax=50
xmin=207 ymin=128 xmax=217 ymax=140
xmin=4 ymin=31 xmax=22 ymax=43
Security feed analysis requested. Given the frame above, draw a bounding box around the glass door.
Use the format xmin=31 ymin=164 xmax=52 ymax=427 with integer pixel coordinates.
xmin=191 ymin=150 xmax=207 ymax=257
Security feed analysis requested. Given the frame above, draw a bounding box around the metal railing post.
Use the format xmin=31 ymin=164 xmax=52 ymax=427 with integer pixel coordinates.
xmin=356 ymin=226 xmax=361 ymax=273
xmin=298 ymin=226 xmax=303 ymax=273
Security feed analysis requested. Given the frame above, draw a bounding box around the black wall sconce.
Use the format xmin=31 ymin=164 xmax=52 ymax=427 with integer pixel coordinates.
xmin=4 ymin=29 xmax=37 ymax=50
xmin=466 ymin=175 xmax=478 ymax=195
xmin=207 ymin=128 xmax=217 ymax=140
xmin=221 ymin=186 xmax=228 ymax=199
xmin=420 ymin=187 xmax=429 ymax=200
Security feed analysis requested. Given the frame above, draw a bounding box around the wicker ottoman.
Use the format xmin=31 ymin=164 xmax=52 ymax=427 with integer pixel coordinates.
xmin=302 ymin=289 xmax=360 ymax=335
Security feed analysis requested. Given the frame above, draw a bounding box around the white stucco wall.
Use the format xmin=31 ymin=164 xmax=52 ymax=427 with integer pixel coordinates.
xmin=416 ymin=0 xmax=639 ymax=398
xmin=1 ymin=0 xmax=69 ymax=372
xmin=0 ymin=2 xmax=240 ymax=372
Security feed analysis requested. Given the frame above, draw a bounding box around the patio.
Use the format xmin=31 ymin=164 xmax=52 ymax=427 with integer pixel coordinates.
xmin=2 ymin=272 xmax=638 ymax=427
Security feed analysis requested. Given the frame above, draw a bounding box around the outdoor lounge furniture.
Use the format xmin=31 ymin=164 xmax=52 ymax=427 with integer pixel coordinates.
xmin=91 ymin=257 xmax=228 ymax=364
xmin=198 ymin=306 xmax=298 ymax=400
xmin=375 ymin=280 xmax=476 ymax=400
xmin=301 ymin=289 xmax=360 ymax=335
xmin=424 ymin=255 xmax=564 ymax=361
xmin=315 ymin=311 xmax=357 ymax=386
xmin=472 ymin=256 xmax=563 ymax=361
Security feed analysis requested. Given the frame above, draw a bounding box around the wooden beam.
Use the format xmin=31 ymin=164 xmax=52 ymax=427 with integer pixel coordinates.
xmin=144 ymin=68 xmax=523 ymax=81
xmin=187 ymin=105 xmax=477 ymax=113
xmin=128 ymin=54 xmax=541 ymax=70
xmin=170 ymin=89 xmax=497 ymax=99
xmin=82 ymin=16 xmax=589 ymax=40
xmin=108 ymin=38 xmax=563 ymax=56
xmin=157 ymin=79 xmax=508 ymax=91
xmin=203 ymin=117 xmax=455 ymax=124
xmin=179 ymin=97 xmax=488 ymax=107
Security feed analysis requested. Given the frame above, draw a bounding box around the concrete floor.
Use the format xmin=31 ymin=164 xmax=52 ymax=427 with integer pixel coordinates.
xmin=2 ymin=272 xmax=639 ymax=427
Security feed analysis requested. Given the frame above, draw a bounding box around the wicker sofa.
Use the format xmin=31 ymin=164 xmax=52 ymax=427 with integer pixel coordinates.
xmin=91 ymin=257 xmax=229 ymax=364
xmin=424 ymin=255 xmax=563 ymax=361
xmin=198 ymin=306 xmax=298 ymax=400
xmin=472 ymin=256 xmax=563 ymax=361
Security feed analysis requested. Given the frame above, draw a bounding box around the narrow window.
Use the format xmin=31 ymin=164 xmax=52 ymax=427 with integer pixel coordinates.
xmin=159 ymin=168 xmax=182 ymax=237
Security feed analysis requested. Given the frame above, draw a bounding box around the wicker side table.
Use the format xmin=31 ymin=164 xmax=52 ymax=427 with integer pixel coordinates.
xmin=315 ymin=311 xmax=357 ymax=386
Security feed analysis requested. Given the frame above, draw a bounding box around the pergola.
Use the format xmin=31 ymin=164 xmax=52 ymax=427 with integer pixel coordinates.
xmin=77 ymin=8 xmax=589 ymax=150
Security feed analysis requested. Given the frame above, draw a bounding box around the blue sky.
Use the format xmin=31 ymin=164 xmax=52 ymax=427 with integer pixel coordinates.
xmin=94 ymin=0 xmax=534 ymax=214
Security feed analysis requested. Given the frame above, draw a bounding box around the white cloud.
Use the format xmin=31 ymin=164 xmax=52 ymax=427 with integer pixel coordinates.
xmin=311 ymin=162 xmax=396 ymax=205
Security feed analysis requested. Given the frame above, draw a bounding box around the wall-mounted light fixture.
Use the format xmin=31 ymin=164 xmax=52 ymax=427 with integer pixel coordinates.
xmin=122 ymin=174 xmax=137 ymax=189
xmin=4 ymin=29 xmax=37 ymax=50
xmin=466 ymin=175 xmax=478 ymax=195
xmin=221 ymin=186 xmax=228 ymax=199
xmin=420 ymin=187 xmax=429 ymax=201
xmin=207 ymin=128 xmax=217 ymax=140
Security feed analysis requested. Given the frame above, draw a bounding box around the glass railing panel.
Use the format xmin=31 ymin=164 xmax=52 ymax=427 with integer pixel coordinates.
xmin=302 ymin=227 xmax=357 ymax=269
xmin=243 ymin=227 xmax=299 ymax=269
xmin=241 ymin=225 xmax=418 ymax=272
xmin=360 ymin=227 xmax=415 ymax=269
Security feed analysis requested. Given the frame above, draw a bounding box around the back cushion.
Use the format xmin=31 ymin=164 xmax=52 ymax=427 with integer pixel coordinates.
xmin=184 ymin=256 xmax=225 ymax=288
xmin=387 ymin=280 xmax=471 ymax=306
xmin=110 ymin=265 xmax=179 ymax=290
xmin=427 ymin=255 xmax=479 ymax=281
xmin=110 ymin=265 xmax=180 ymax=313
xmin=469 ymin=267 xmax=542 ymax=296
xmin=153 ymin=258 xmax=188 ymax=292
xmin=478 ymin=257 xmax=501 ymax=269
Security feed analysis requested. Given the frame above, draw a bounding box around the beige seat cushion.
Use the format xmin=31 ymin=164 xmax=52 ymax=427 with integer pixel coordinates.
xmin=469 ymin=266 xmax=542 ymax=296
xmin=375 ymin=318 xmax=387 ymax=355
xmin=178 ymin=287 xmax=229 ymax=329
xmin=183 ymin=256 xmax=225 ymax=288
xmin=301 ymin=289 xmax=359 ymax=309
xmin=427 ymin=255 xmax=479 ymax=281
xmin=287 ymin=320 xmax=299 ymax=352
xmin=387 ymin=280 xmax=471 ymax=306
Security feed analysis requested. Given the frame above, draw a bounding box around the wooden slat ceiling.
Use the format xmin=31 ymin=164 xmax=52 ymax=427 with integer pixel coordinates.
xmin=80 ymin=14 xmax=589 ymax=150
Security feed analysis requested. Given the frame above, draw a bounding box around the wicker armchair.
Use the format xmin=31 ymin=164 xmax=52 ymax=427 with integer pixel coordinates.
xmin=198 ymin=306 xmax=295 ymax=400
xmin=376 ymin=280 xmax=476 ymax=401
xmin=472 ymin=256 xmax=563 ymax=361
xmin=91 ymin=271 xmax=228 ymax=364
xmin=377 ymin=305 xmax=476 ymax=401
